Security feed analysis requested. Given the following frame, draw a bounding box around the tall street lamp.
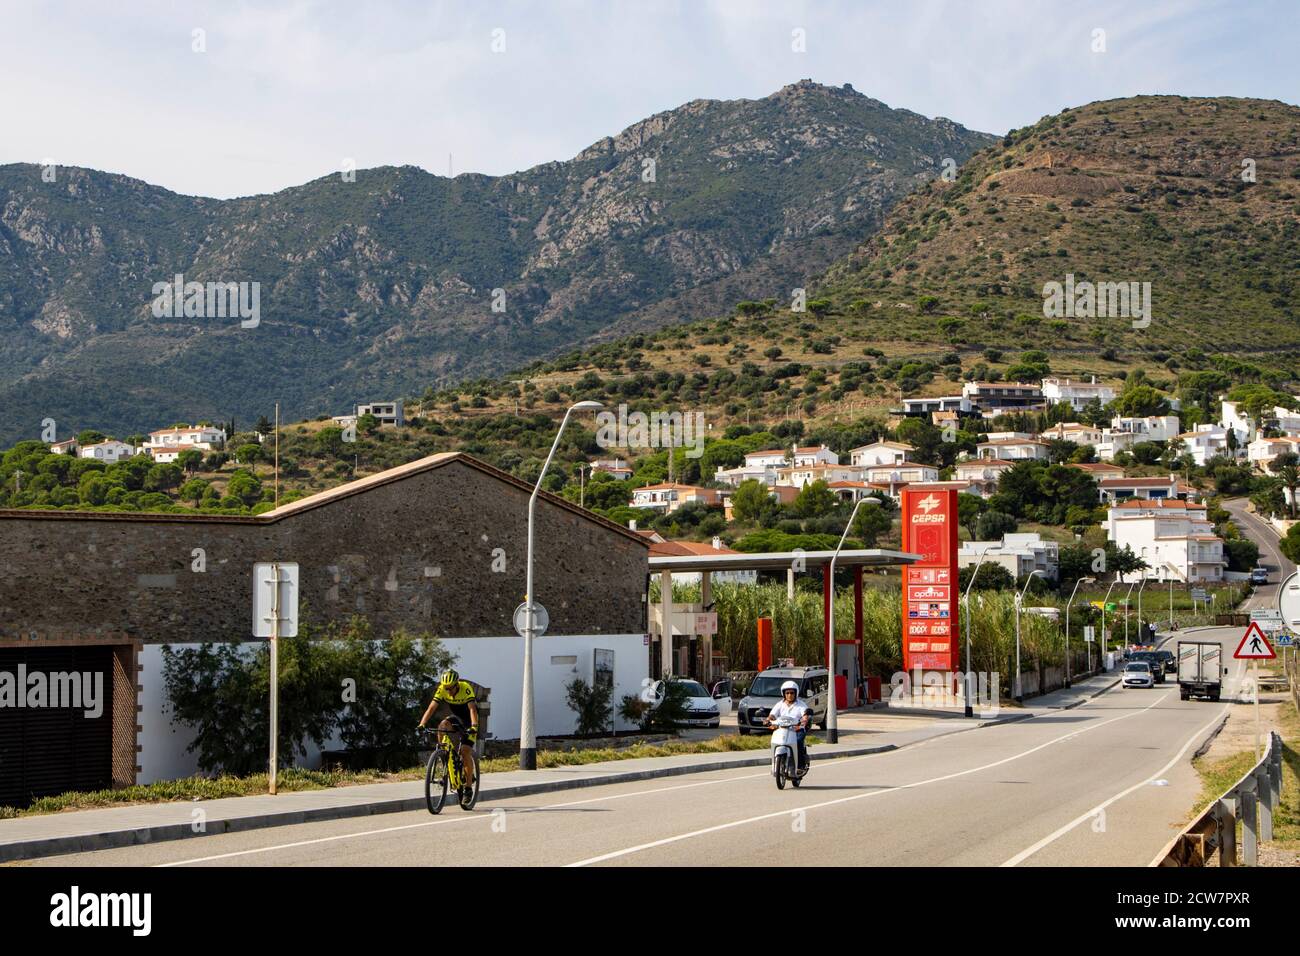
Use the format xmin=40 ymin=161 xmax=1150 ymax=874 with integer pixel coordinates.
xmin=1014 ymin=570 xmax=1046 ymax=703
xmin=1123 ymin=579 xmax=1138 ymax=647
xmin=1137 ymin=576 xmax=1148 ymax=643
xmin=826 ymin=495 xmax=881 ymax=743
xmin=1064 ymin=576 xmax=1096 ymax=687
xmin=1100 ymin=575 xmax=1118 ymax=659
xmin=520 ymin=400 xmax=603 ymax=770
xmin=962 ymin=547 xmax=991 ymax=717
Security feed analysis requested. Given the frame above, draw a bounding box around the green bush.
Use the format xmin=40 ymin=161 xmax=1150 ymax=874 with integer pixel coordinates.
xmin=565 ymin=678 xmax=614 ymax=736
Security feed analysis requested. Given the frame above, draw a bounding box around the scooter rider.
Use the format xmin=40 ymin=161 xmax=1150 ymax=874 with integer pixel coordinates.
xmin=766 ymin=680 xmax=810 ymax=773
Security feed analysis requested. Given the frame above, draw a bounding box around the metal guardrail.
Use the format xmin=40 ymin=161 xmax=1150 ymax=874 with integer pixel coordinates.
xmin=1156 ymin=731 xmax=1284 ymax=867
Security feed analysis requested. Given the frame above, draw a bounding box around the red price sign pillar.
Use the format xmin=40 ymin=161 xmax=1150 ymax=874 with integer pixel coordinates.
xmin=900 ymin=487 xmax=959 ymax=673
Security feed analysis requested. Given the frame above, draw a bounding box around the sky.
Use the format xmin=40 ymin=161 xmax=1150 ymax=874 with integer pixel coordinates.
xmin=2 ymin=0 xmax=1297 ymax=199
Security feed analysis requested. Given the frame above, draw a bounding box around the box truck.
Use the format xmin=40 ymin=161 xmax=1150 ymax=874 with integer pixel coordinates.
xmin=1177 ymin=641 xmax=1222 ymax=701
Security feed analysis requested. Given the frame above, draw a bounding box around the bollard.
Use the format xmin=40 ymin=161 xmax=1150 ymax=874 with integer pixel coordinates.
xmin=1240 ymin=788 xmax=1258 ymax=866
xmin=1257 ymin=768 xmax=1273 ymax=843
xmin=1217 ymin=798 xmax=1237 ymax=867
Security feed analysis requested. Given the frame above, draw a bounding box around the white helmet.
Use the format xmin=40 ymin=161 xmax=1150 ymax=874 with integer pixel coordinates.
xmin=780 ymin=680 xmax=799 ymax=693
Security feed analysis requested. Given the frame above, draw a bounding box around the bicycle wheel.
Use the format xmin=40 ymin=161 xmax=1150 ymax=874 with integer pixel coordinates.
xmin=425 ymin=749 xmax=449 ymax=815
xmin=458 ymin=750 xmax=480 ymax=811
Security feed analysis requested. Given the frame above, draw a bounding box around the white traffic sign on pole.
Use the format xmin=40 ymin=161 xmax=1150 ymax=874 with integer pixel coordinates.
xmin=1233 ymin=622 xmax=1276 ymax=660
xmin=253 ymin=562 xmax=298 ymax=795
xmin=514 ymin=601 xmax=548 ymax=638
xmin=1083 ymin=626 xmax=1095 ymax=643
xmin=253 ymin=563 xmax=299 ymax=637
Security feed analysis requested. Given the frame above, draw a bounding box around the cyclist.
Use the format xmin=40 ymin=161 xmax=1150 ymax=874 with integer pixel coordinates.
xmin=418 ymin=669 xmax=480 ymax=791
xmin=765 ymin=680 xmax=810 ymax=773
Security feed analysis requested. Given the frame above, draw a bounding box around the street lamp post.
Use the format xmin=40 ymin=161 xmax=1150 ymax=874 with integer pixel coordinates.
xmin=1014 ymin=571 xmax=1046 ymax=704
xmin=577 ymin=463 xmax=588 ymax=509
xmin=826 ymin=495 xmax=881 ymax=744
xmin=962 ymin=548 xmax=991 ymax=717
xmin=1137 ymin=577 xmax=1148 ymax=642
xmin=1064 ymin=576 xmax=1096 ymax=687
xmin=1123 ymin=579 xmax=1138 ymax=646
xmin=1100 ymin=576 xmax=1118 ymax=659
xmin=520 ymin=400 xmax=603 ymax=770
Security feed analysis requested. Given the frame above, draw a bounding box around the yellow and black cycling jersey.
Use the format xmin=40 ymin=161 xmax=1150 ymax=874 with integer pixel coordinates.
xmin=433 ymin=680 xmax=477 ymax=726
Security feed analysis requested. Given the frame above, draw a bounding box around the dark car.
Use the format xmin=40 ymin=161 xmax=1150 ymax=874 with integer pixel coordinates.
xmin=1127 ymin=651 xmax=1167 ymax=683
xmin=1153 ymin=650 xmax=1177 ymax=675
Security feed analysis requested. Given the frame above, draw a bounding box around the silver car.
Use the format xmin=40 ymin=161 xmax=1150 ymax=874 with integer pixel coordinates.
xmin=1122 ymin=661 xmax=1154 ymax=689
xmin=736 ymin=666 xmax=830 ymax=734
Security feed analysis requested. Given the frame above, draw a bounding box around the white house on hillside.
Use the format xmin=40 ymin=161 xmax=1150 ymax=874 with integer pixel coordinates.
xmin=1041 ymin=377 xmax=1116 ymax=412
xmin=1179 ymin=425 xmax=1232 ymax=466
xmin=1248 ymin=436 xmax=1300 ymax=474
xmin=974 ymin=438 xmax=1050 ymax=461
xmin=146 ymin=425 xmax=226 ymax=453
xmin=959 ymin=532 xmax=1060 ymax=581
xmin=1105 ymin=499 xmax=1225 ymax=583
xmin=849 ymin=441 xmax=915 ymax=468
xmin=79 ymin=440 xmax=138 ymax=464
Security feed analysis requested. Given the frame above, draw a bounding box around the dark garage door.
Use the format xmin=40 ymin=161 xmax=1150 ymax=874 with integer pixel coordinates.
xmin=0 ymin=645 xmax=114 ymax=809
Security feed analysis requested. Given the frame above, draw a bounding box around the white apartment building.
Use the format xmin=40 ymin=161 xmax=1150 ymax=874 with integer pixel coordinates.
xmin=1248 ymin=436 xmax=1300 ymax=474
xmin=1041 ymin=377 xmax=1116 ymax=412
xmin=713 ymin=463 xmax=779 ymax=488
xmin=1040 ymin=422 xmax=1103 ymax=445
xmin=849 ymin=441 xmax=915 ymax=468
xmin=1269 ymin=405 xmax=1300 ymax=436
xmin=631 ymin=483 xmax=721 ymax=514
xmin=959 ymin=532 xmax=1060 ymax=581
xmin=861 ymin=462 xmax=939 ymax=485
xmin=1220 ymin=399 xmax=1251 ymax=445
xmin=49 ymin=439 xmax=79 ymax=455
xmin=1178 ymin=425 xmax=1232 ymax=466
xmin=146 ymin=425 xmax=226 ymax=453
xmin=974 ymin=438 xmax=1050 ymax=461
xmin=900 ymin=396 xmax=971 ymax=416
xmin=777 ymin=462 xmax=866 ymax=489
xmin=79 ymin=440 xmax=139 ymax=463
xmin=1105 ymin=499 xmax=1225 ymax=583
xmin=742 ymin=445 xmax=838 ymax=470
xmin=1096 ymin=475 xmax=1186 ymax=504
xmin=962 ymin=381 xmax=1045 ymax=412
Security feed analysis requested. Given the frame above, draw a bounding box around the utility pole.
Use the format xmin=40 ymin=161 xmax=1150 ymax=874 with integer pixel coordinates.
xmin=274 ymin=402 xmax=280 ymax=509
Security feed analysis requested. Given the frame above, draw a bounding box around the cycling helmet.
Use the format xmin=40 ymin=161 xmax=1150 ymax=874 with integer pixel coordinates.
xmin=781 ymin=680 xmax=799 ymax=694
xmin=439 ymin=669 xmax=460 ymax=688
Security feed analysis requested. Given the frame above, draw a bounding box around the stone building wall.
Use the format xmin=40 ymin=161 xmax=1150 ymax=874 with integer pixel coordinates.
xmin=0 ymin=454 xmax=649 ymax=644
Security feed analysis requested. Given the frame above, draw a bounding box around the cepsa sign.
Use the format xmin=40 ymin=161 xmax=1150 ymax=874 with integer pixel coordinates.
xmin=900 ymin=487 xmax=959 ymax=672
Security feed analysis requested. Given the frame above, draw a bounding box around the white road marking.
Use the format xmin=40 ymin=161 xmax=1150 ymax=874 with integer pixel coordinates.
xmin=999 ymin=703 xmax=1230 ymax=866
xmin=156 ymin=769 xmax=776 ymax=866
xmin=564 ymin=691 xmax=1174 ymax=867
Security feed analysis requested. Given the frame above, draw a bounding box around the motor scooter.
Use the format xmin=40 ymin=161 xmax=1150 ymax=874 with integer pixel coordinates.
xmin=769 ymin=715 xmax=809 ymax=790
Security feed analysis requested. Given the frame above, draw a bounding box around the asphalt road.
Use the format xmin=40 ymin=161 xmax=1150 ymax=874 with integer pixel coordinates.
xmin=30 ymin=649 xmax=1250 ymax=868
xmin=1221 ymin=497 xmax=1295 ymax=613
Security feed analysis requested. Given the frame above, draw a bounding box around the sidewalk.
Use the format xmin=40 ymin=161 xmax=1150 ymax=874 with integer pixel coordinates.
xmin=0 ymin=709 xmax=1030 ymax=863
xmin=873 ymin=669 xmax=1120 ymax=717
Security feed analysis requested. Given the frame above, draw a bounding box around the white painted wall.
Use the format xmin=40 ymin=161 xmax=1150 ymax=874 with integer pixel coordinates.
xmin=137 ymin=633 xmax=646 ymax=784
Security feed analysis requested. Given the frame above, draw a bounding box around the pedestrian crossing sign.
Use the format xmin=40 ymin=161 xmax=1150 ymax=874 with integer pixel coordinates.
xmin=1233 ymin=622 xmax=1276 ymax=660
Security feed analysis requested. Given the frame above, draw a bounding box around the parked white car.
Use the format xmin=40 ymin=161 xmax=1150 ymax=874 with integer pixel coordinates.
xmin=648 ymin=677 xmax=723 ymax=727
xmin=1122 ymin=661 xmax=1154 ymax=689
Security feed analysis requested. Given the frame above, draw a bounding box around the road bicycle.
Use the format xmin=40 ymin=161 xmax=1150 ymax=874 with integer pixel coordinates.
xmin=421 ymin=720 xmax=480 ymax=814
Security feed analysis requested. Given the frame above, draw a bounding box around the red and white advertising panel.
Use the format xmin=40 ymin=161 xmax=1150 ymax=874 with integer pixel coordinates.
xmin=900 ymin=486 xmax=960 ymax=672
